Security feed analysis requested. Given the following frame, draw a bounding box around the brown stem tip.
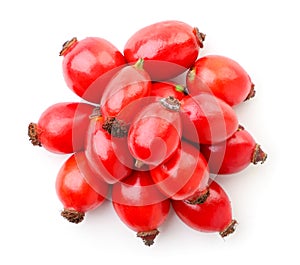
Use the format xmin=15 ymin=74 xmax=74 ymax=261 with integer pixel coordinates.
xmin=102 ymin=117 xmax=128 ymax=138
xmin=159 ymin=96 xmax=181 ymax=112
xmin=137 ymin=229 xmax=160 ymax=246
xmin=28 ymin=122 xmax=41 ymax=147
xmin=185 ymin=188 xmax=210 ymax=205
xmin=61 ymin=209 xmax=85 ymax=224
xmin=59 ymin=37 xmax=77 ymax=56
xmin=245 ymin=83 xmax=256 ymax=101
xmin=193 ymin=27 xmax=206 ymax=48
xmin=220 ymin=219 xmax=238 ymax=238
xmin=252 ymin=144 xmax=267 ymax=165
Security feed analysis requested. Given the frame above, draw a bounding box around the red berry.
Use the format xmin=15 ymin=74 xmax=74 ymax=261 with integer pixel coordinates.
xmin=124 ymin=20 xmax=205 ymax=80
xmin=150 ymin=140 xmax=209 ymax=201
xmin=180 ymin=94 xmax=239 ymax=144
xmin=60 ymin=37 xmax=126 ymax=103
xmin=28 ymin=102 xmax=94 ymax=154
xmin=172 ymin=180 xmax=237 ymax=237
xmin=55 ymin=152 xmax=109 ymax=223
xmin=112 ymin=170 xmax=170 ymax=246
xmin=186 ymin=55 xmax=255 ymax=106
xmin=201 ymin=125 xmax=267 ymax=174
xmin=150 ymin=81 xmax=186 ymax=101
xmin=128 ymin=96 xmax=182 ymax=167
xmin=85 ymin=111 xmax=133 ymax=184
xmin=100 ymin=58 xmax=151 ymax=119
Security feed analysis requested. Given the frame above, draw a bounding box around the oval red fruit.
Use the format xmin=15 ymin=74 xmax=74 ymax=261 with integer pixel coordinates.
xmin=172 ymin=180 xmax=237 ymax=237
xmin=55 ymin=152 xmax=109 ymax=223
xmin=124 ymin=20 xmax=205 ymax=80
xmin=150 ymin=140 xmax=209 ymax=201
xmin=60 ymin=37 xmax=126 ymax=103
xmin=85 ymin=113 xmax=133 ymax=184
xmin=186 ymin=55 xmax=255 ymax=106
xmin=180 ymin=94 xmax=239 ymax=144
xmin=28 ymin=102 xmax=94 ymax=154
xmin=100 ymin=58 xmax=151 ymax=119
xmin=128 ymin=97 xmax=182 ymax=167
xmin=112 ymin=170 xmax=170 ymax=246
xmin=201 ymin=125 xmax=267 ymax=174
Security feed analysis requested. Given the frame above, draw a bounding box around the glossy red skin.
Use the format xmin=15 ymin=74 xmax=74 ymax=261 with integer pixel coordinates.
xmin=180 ymin=94 xmax=239 ymax=144
xmin=62 ymin=37 xmax=126 ymax=103
xmin=150 ymin=141 xmax=209 ymax=200
xmin=150 ymin=81 xmax=186 ymax=101
xmin=100 ymin=59 xmax=151 ymax=118
xmin=112 ymin=170 xmax=170 ymax=232
xmin=128 ymin=100 xmax=182 ymax=167
xmin=124 ymin=20 xmax=201 ymax=80
xmin=85 ymin=116 xmax=133 ymax=184
xmin=55 ymin=152 xmax=109 ymax=213
xmin=36 ymin=102 xmax=94 ymax=154
xmin=113 ymin=81 xmax=185 ymax=126
xmin=201 ymin=127 xmax=256 ymax=174
xmin=172 ymin=180 xmax=233 ymax=233
xmin=186 ymin=55 xmax=253 ymax=106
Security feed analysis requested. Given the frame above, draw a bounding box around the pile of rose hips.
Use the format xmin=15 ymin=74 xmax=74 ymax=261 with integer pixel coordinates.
xmin=28 ymin=20 xmax=267 ymax=246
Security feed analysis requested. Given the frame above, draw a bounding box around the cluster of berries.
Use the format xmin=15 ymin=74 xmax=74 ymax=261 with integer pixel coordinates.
xmin=28 ymin=20 xmax=267 ymax=246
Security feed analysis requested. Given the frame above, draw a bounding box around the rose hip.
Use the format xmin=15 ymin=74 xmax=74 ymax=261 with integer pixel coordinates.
xmin=180 ymin=94 xmax=239 ymax=144
xmin=60 ymin=37 xmax=126 ymax=103
xmin=124 ymin=20 xmax=205 ymax=80
xmin=112 ymin=170 xmax=170 ymax=246
xmin=128 ymin=96 xmax=182 ymax=168
xmin=55 ymin=152 xmax=109 ymax=223
xmin=28 ymin=102 xmax=94 ymax=154
xmin=201 ymin=125 xmax=267 ymax=174
xmin=100 ymin=58 xmax=151 ymax=120
xmin=186 ymin=55 xmax=255 ymax=106
xmin=150 ymin=81 xmax=186 ymax=101
xmin=172 ymin=180 xmax=237 ymax=237
xmin=150 ymin=140 xmax=209 ymax=201
xmin=85 ymin=110 xmax=133 ymax=184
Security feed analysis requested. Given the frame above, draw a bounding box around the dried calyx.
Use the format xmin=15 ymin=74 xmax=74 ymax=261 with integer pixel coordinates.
xmin=185 ymin=188 xmax=210 ymax=205
xmin=159 ymin=96 xmax=181 ymax=112
xmin=59 ymin=37 xmax=77 ymax=56
xmin=102 ymin=117 xmax=128 ymax=137
xmin=244 ymin=83 xmax=256 ymax=101
xmin=137 ymin=229 xmax=160 ymax=246
xmin=61 ymin=209 xmax=85 ymax=224
xmin=193 ymin=27 xmax=206 ymax=48
xmin=252 ymin=144 xmax=267 ymax=164
xmin=28 ymin=122 xmax=41 ymax=146
xmin=219 ymin=219 xmax=238 ymax=238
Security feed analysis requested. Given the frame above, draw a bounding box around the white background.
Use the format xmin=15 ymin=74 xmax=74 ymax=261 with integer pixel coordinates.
xmin=1 ymin=0 xmax=299 ymax=264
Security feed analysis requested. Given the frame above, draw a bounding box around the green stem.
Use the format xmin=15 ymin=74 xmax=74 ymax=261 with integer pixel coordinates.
xmin=134 ymin=58 xmax=145 ymax=70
